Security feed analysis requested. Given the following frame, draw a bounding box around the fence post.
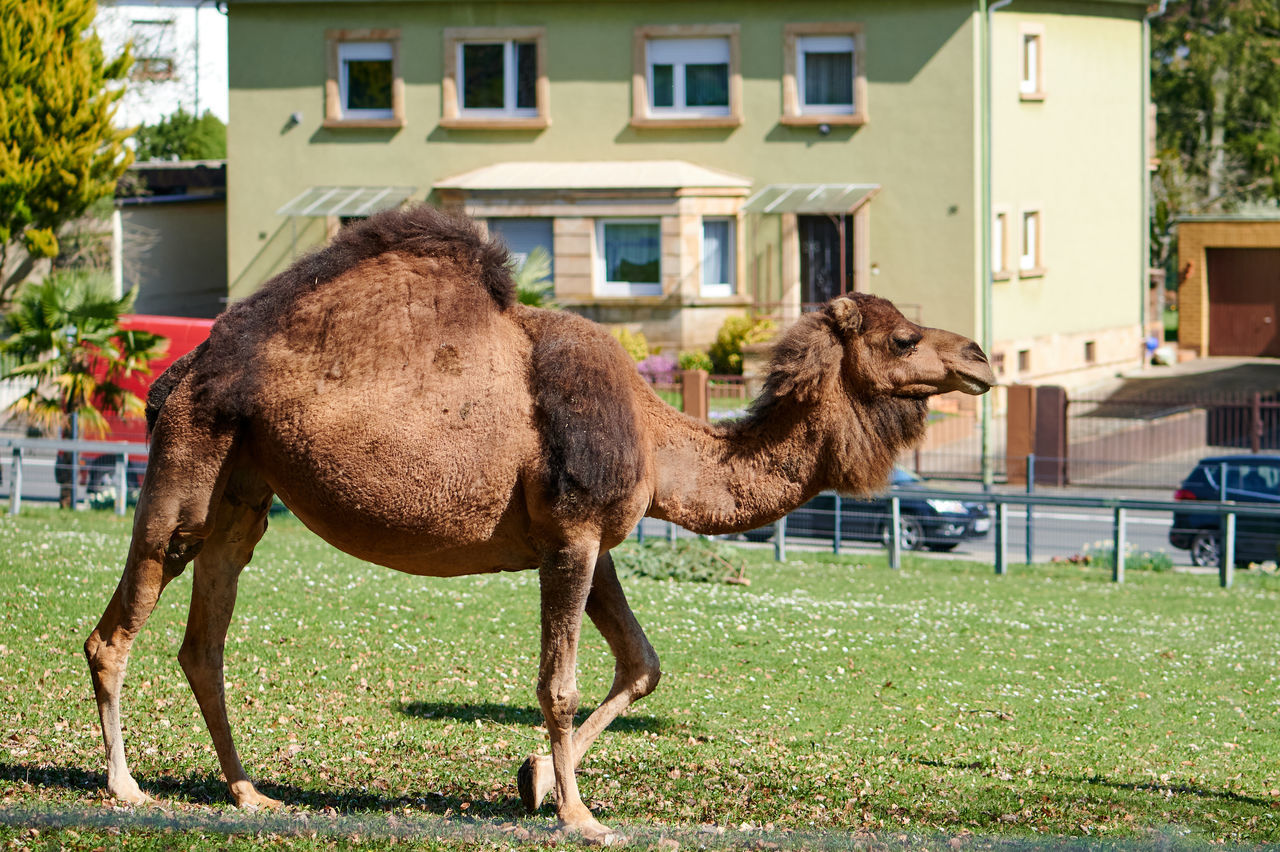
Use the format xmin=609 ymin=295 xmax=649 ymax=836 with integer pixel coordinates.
xmin=666 ymin=520 xmax=676 ymax=543
xmin=832 ymin=493 xmax=842 ymax=556
xmin=1252 ymin=392 xmax=1262 ymax=454
xmin=888 ymin=496 xmax=901 ymax=570
xmin=994 ymin=500 xmax=1007 ymax=575
xmin=681 ymin=369 xmax=709 ymax=421
xmin=114 ymin=454 xmax=127 ymax=516
xmin=636 ymin=518 xmax=645 ymax=543
xmin=774 ymin=515 xmax=787 ymax=562
xmin=1220 ymin=511 xmax=1235 ymax=589
xmin=9 ymin=447 xmax=22 ymax=516
xmin=1025 ymin=454 xmax=1035 ymax=565
xmin=1111 ymin=506 xmax=1126 ymax=583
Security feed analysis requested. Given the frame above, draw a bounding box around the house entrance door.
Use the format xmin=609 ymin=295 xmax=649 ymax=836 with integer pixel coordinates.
xmin=799 ymin=214 xmax=854 ymax=308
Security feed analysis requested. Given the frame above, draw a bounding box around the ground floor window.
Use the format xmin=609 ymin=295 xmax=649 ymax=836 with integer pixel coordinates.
xmin=700 ymin=217 xmax=735 ymax=297
xmin=597 ymin=219 xmax=661 ymax=296
xmin=487 ymin=217 xmax=554 ymax=277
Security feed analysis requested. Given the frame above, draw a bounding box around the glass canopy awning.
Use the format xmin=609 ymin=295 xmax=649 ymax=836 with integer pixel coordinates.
xmin=741 ymin=183 xmax=880 ymax=215
xmin=276 ymin=186 xmax=417 ymax=217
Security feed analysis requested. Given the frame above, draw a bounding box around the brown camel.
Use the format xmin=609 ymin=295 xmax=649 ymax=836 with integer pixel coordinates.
xmin=84 ymin=205 xmax=994 ymax=842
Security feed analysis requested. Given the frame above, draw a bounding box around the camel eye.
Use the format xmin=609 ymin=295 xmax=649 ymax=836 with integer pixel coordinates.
xmin=890 ymin=332 xmax=921 ymax=356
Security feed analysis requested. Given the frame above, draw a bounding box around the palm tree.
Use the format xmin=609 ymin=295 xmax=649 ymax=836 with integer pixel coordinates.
xmin=1 ymin=270 xmax=167 ymax=438
xmin=513 ymin=246 xmax=555 ymax=307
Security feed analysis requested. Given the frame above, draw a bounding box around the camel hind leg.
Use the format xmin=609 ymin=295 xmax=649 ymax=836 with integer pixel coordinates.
xmin=178 ymin=468 xmax=276 ymax=808
xmin=84 ymin=408 xmax=238 ymax=804
xmin=519 ymin=551 xmax=661 ymax=814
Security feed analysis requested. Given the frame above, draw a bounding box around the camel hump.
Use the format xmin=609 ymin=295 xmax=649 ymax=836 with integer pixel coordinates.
xmin=278 ymin=205 xmax=516 ymax=311
xmin=522 ymin=310 xmax=646 ymax=508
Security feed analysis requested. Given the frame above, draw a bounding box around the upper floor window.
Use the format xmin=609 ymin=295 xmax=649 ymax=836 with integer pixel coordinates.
xmin=1020 ymin=24 xmax=1045 ymax=100
xmin=632 ymin=25 xmax=741 ymax=128
xmin=783 ymin=23 xmax=867 ymax=126
xmin=324 ymin=30 xmax=404 ymax=128
xmin=597 ymin=219 xmax=662 ymax=297
xmin=1020 ymin=208 xmax=1044 ymax=275
xmin=443 ymin=28 xmax=549 ymax=129
xmin=992 ymin=206 xmax=1011 ymax=280
xmin=700 ymin=218 xmax=736 ymax=297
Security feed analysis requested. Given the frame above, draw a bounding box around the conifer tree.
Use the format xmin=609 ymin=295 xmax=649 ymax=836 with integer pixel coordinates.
xmin=0 ymin=0 xmax=133 ymax=301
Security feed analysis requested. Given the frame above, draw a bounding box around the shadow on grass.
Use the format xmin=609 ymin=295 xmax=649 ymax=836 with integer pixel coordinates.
xmin=398 ymin=700 xmax=673 ymax=734
xmin=0 ymin=761 xmax=527 ymax=818
xmin=912 ymin=757 xmax=1272 ymax=807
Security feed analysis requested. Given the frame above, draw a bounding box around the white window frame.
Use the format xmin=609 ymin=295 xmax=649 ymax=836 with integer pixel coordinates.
xmin=645 ymin=37 xmax=732 ymax=117
xmin=338 ymin=41 xmax=395 ymax=120
xmin=1019 ymin=24 xmax=1045 ymax=100
xmin=456 ymin=39 xmax=539 ymax=118
xmin=992 ymin=207 xmax=1011 ymax=279
xmin=797 ymin=34 xmax=856 ymax=115
xmin=596 ymin=219 xmax=663 ymax=297
xmin=699 ymin=217 xmax=736 ymax=298
xmin=1020 ymin=209 xmax=1043 ymax=273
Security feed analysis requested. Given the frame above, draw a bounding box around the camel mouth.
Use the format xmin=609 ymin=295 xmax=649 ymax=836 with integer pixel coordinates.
xmin=952 ymin=373 xmax=995 ymax=395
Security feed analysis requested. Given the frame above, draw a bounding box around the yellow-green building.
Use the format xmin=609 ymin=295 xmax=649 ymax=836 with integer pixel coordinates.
xmin=228 ymin=0 xmax=1152 ymax=383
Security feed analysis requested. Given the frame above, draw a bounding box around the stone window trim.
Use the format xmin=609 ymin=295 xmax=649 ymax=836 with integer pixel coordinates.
xmin=1019 ymin=206 xmax=1046 ymax=278
xmin=992 ymin=203 xmax=1012 ymax=281
xmin=1019 ymin=23 xmax=1045 ymax=102
xmin=324 ymin=29 xmax=405 ymax=129
xmin=442 ymin=26 xmax=550 ymax=130
xmin=781 ymin=22 xmax=867 ymax=127
xmin=631 ymin=24 xmax=743 ymax=129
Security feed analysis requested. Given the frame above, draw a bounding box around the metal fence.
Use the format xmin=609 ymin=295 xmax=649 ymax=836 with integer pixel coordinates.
xmin=752 ymin=486 xmax=1280 ymax=589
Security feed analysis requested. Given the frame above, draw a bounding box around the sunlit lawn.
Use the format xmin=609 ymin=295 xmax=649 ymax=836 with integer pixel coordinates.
xmin=1 ymin=506 xmax=1278 ymax=849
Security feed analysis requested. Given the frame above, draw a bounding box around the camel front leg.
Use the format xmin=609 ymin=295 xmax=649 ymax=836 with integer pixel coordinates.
xmin=534 ymin=540 xmax=618 ymax=843
xmin=520 ymin=551 xmax=660 ymax=814
xmin=178 ymin=484 xmax=277 ymax=808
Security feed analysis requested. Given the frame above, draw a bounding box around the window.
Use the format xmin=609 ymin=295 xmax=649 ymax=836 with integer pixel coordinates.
xmin=488 ymin=218 xmax=554 ymax=278
xmin=632 ymin=25 xmax=741 ymax=128
xmin=1017 ymin=349 xmax=1031 ymax=373
xmin=1020 ymin=209 xmax=1043 ymax=274
xmin=597 ymin=220 xmax=661 ymax=297
xmin=991 ymin=352 xmax=1006 ymax=376
xmin=700 ymin=218 xmax=736 ymax=297
xmin=992 ymin=207 xmax=1010 ymax=279
xmin=1084 ymin=340 xmax=1097 ymax=364
xmin=325 ymin=30 xmax=404 ymax=128
xmin=133 ymin=57 xmax=175 ymax=81
xmin=443 ymin=28 xmax=548 ymax=128
xmin=1020 ymin=24 xmax=1044 ymax=100
xmin=783 ymin=23 xmax=867 ymax=126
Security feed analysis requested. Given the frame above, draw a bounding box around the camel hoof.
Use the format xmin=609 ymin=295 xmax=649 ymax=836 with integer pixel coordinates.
xmin=230 ymin=781 xmax=282 ymax=810
xmin=517 ymin=753 xmax=553 ymax=813
xmin=565 ymin=817 xmax=625 ymax=847
xmin=109 ymin=779 xmax=150 ymax=806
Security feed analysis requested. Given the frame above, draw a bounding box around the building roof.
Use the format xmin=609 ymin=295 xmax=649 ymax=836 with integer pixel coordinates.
xmin=435 ymin=160 xmax=752 ymax=192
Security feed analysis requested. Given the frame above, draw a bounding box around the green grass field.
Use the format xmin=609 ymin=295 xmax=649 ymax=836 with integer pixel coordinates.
xmin=1 ymin=507 xmax=1278 ymax=849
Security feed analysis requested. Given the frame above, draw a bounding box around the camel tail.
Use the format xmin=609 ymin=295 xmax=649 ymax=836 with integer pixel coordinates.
xmin=145 ymin=342 xmax=206 ymax=436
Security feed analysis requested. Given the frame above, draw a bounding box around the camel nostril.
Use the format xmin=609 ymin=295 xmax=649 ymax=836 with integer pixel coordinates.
xmin=964 ymin=342 xmax=989 ymax=363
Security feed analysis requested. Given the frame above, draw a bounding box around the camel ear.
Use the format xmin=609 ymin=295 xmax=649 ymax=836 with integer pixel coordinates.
xmin=826 ymin=297 xmax=862 ymax=336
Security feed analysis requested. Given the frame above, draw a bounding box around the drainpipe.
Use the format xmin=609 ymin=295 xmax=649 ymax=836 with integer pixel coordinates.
xmin=980 ymin=0 xmax=1012 ymax=488
xmin=1141 ymin=0 xmax=1169 ymax=368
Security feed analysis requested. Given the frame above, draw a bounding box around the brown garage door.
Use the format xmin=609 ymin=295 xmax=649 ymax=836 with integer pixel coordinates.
xmin=1207 ymin=247 xmax=1280 ymax=357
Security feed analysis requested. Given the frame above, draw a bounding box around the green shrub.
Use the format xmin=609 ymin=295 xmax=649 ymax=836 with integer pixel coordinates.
xmin=709 ymin=315 xmax=776 ymax=375
xmin=613 ymin=538 xmax=748 ymax=584
xmin=610 ymin=326 xmax=649 ymax=362
xmin=1083 ymin=542 xmax=1174 ymax=572
xmin=678 ymin=350 xmax=713 ymax=372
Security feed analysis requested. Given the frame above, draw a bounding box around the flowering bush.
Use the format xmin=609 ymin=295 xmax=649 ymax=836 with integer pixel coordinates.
xmin=637 ymin=352 xmax=678 ymax=383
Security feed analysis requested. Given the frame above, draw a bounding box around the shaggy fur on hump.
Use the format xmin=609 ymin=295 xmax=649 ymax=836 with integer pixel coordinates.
xmin=263 ymin=205 xmax=515 ymax=311
xmin=518 ymin=308 xmax=645 ymax=507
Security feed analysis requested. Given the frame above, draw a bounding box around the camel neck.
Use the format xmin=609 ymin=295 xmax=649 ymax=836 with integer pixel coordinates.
xmin=646 ymin=399 xmax=831 ymax=536
xmin=644 ymin=388 xmax=926 ymax=536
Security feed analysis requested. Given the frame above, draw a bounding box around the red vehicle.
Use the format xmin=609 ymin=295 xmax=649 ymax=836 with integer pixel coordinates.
xmin=80 ymin=314 xmax=215 ymax=493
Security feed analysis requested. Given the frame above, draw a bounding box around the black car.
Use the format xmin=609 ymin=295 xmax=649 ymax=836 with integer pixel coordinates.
xmin=1170 ymin=454 xmax=1280 ymax=567
xmin=743 ymin=468 xmax=990 ymax=552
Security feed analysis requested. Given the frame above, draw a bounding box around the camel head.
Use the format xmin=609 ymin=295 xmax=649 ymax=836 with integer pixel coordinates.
xmin=827 ymin=294 xmax=996 ymax=399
